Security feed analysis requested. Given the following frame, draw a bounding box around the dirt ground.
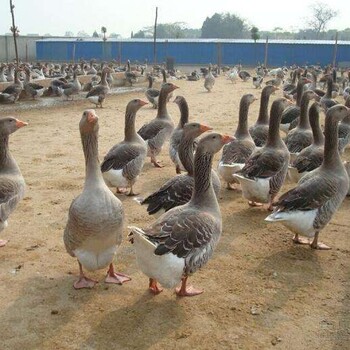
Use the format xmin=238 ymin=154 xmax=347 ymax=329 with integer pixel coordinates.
xmin=1 ymin=72 xmax=349 ymax=350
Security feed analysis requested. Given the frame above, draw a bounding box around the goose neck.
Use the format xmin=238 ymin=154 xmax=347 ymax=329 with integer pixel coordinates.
xmin=176 ymin=99 xmax=189 ymax=128
xmin=235 ymin=99 xmax=250 ymax=137
xmin=256 ymin=90 xmax=271 ymax=125
xmin=178 ymin=136 xmax=195 ymax=175
xmin=323 ymin=117 xmax=342 ymax=169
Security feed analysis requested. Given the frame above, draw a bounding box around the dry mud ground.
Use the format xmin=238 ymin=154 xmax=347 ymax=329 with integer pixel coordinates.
xmin=0 ymin=73 xmax=349 ymax=350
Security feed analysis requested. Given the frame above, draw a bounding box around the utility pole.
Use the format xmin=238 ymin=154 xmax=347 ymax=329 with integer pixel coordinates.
xmin=153 ymin=7 xmax=158 ymax=64
xmin=332 ymin=31 xmax=338 ymax=68
xmin=9 ymin=0 xmax=19 ymax=66
xmin=264 ymin=37 xmax=269 ymax=68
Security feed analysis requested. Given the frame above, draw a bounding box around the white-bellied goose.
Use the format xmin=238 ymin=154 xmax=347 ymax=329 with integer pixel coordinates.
xmin=280 ymin=77 xmax=311 ymax=134
xmin=86 ymin=67 xmax=110 ymax=107
xmin=129 ymin=132 xmax=233 ymax=296
xmin=63 ymin=110 xmax=130 ymax=289
xmin=58 ymin=70 xmax=82 ymax=100
xmin=288 ymin=102 xmax=324 ymax=183
xmin=204 ymin=64 xmax=215 ymax=92
xmin=234 ymin=98 xmax=291 ymax=209
xmin=23 ymin=67 xmax=45 ymax=99
xmin=0 ymin=117 xmax=27 ymax=247
xmin=140 ymin=122 xmax=218 ymax=216
xmin=218 ymin=94 xmax=257 ymax=189
xmin=266 ymin=104 xmax=349 ymax=250
xmin=169 ymin=96 xmax=190 ymax=174
xmin=145 ymin=75 xmax=160 ymax=109
xmin=138 ymin=82 xmax=179 ymax=167
xmin=101 ymin=99 xmax=148 ymax=196
xmin=249 ymin=85 xmax=278 ymax=147
xmin=285 ymin=90 xmax=316 ymax=156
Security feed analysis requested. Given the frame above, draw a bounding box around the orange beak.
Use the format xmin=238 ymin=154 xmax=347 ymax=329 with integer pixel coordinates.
xmin=171 ymin=84 xmax=179 ymax=91
xmin=221 ymin=134 xmax=234 ymax=144
xmin=15 ymin=119 xmax=28 ymax=128
xmin=87 ymin=111 xmax=98 ymax=123
xmin=139 ymin=100 xmax=148 ymax=107
xmin=199 ymin=124 xmax=213 ymax=132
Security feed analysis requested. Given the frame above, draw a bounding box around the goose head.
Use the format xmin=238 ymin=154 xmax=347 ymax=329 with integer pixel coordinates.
xmin=0 ymin=116 xmax=28 ymax=136
xmin=182 ymin=122 xmax=213 ymax=139
xmin=79 ymin=110 xmax=98 ymax=135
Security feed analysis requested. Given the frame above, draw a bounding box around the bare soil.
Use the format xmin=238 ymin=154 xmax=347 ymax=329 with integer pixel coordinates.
xmin=1 ymin=73 xmax=349 ymax=350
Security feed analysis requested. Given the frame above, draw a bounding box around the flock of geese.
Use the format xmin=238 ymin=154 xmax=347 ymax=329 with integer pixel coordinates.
xmin=1 ymin=61 xmax=350 ymax=297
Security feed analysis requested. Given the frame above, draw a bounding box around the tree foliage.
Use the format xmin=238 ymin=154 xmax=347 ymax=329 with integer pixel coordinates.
xmin=250 ymin=26 xmax=260 ymax=42
xmin=307 ymin=2 xmax=337 ymax=38
xmin=133 ymin=22 xmax=201 ymax=39
xmin=201 ymin=12 xmax=249 ymax=39
xmin=92 ymin=30 xmax=99 ymax=38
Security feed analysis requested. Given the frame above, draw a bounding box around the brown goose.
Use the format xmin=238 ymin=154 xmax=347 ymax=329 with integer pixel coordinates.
xmin=64 ymin=110 xmax=130 ymax=289
xmin=161 ymin=68 xmax=173 ymax=102
xmin=218 ymin=93 xmax=257 ymax=190
xmin=338 ymin=95 xmax=350 ymax=153
xmin=280 ymin=77 xmax=311 ymax=134
xmin=266 ymin=104 xmax=349 ymax=250
xmin=140 ymin=122 xmax=220 ymax=215
xmin=101 ymin=99 xmax=148 ymax=196
xmin=288 ymin=102 xmax=324 ymax=183
xmin=129 ymin=132 xmax=233 ymax=296
xmin=138 ymin=82 xmax=179 ymax=167
xmin=86 ymin=67 xmax=110 ymax=107
xmin=145 ymin=75 xmax=159 ymax=109
xmin=0 ymin=117 xmax=27 ymax=247
xmin=169 ymin=96 xmax=190 ymax=174
xmin=234 ymin=98 xmax=291 ymax=209
xmin=249 ymin=85 xmax=278 ymax=147
xmin=320 ymin=76 xmax=339 ymax=112
xmin=204 ymin=64 xmax=215 ymax=92
xmin=1 ymin=68 xmax=23 ymax=102
xmin=285 ymin=90 xmax=316 ymax=155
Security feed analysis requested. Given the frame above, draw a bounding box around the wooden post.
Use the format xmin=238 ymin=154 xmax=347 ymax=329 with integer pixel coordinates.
xmin=72 ymin=43 xmax=76 ymax=63
xmin=153 ymin=7 xmax=158 ymax=64
xmin=217 ymin=42 xmax=222 ymax=73
xmin=264 ymin=37 xmax=268 ymax=68
xmin=332 ymin=31 xmax=338 ymax=67
xmin=9 ymin=0 xmax=19 ymax=66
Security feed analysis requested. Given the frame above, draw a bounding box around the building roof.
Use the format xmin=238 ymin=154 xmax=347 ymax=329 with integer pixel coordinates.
xmin=36 ymin=38 xmax=350 ymax=45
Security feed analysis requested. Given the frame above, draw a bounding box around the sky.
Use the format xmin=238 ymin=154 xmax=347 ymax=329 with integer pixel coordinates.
xmin=1 ymin=0 xmax=348 ymax=38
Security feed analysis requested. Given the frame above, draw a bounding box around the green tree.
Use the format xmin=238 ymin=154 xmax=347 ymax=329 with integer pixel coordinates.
xmin=251 ymin=26 xmax=260 ymax=42
xmin=92 ymin=30 xmax=99 ymax=38
xmin=201 ymin=12 xmax=249 ymax=39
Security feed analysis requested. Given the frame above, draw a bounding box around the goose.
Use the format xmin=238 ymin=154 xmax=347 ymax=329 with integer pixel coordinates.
xmin=239 ymin=70 xmax=251 ymax=82
xmin=265 ymin=70 xmax=284 ymax=88
xmin=280 ymin=77 xmax=311 ymax=134
xmin=125 ymin=60 xmax=138 ymax=86
xmin=288 ymin=102 xmax=324 ymax=183
xmin=144 ymin=75 xmax=160 ymax=109
xmin=0 ymin=117 xmax=27 ymax=247
xmin=101 ymin=99 xmax=148 ymax=196
xmin=129 ymin=132 xmax=233 ymax=296
xmin=86 ymin=67 xmax=110 ymax=107
xmin=140 ymin=122 xmax=221 ymax=216
xmin=161 ymin=68 xmax=173 ymax=102
xmin=63 ymin=110 xmax=130 ymax=289
xmin=253 ymin=76 xmax=263 ymax=89
xmin=1 ymin=68 xmax=23 ymax=102
xmin=204 ymin=64 xmax=215 ymax=92
xmin=265 ymin=104 xmax=350 ymax=250
xmin=218 ymin=94 xmax=257 ymax=190
xmin=58 ymin=70 xmax=82 ymax=100
xmin=285 ymin=90 xmax=316 ymax=157
xmin=249 ymin=85 xmax=278 ymax=147
xmin=0 ymin=65 xmax=7 ymax=83
xmin=320 ymin=76 xmax=339 ymax=112
xmin=169 ymin=96 xmax=190 ymax=174
xmin=138 ymin=82 xmax=179 ymax=167
xmin=233 ymin=98 xmax=291 ymax=209
xmin=337 ymin=95 xmax=350 ymax=154
xmin=228 ymin=67 xmax=239 ymax=83
xmin=344 ymin=161 xmax=350 ymax=196
xmin=282 ymin=69 xmax=299 ymax=98
xmin=23 ymin=67 xmax=45 ymax=99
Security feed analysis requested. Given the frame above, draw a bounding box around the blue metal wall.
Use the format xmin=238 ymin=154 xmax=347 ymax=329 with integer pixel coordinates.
xmin=36 ymin=40 xmax=350 ymax=67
